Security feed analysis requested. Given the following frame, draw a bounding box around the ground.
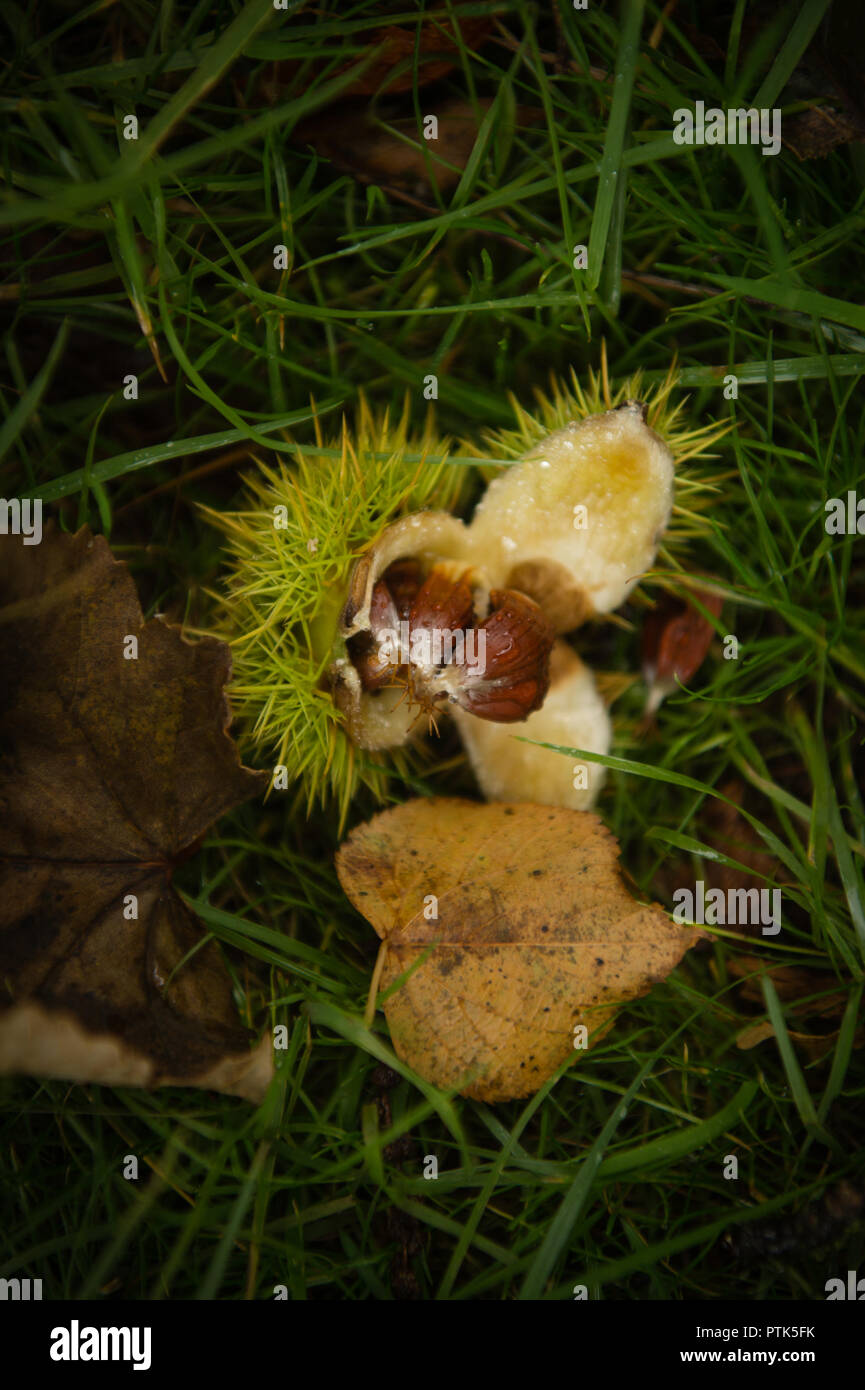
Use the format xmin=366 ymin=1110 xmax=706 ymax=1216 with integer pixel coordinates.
xmin=1 ymin=0 xmax=863 ymax=1300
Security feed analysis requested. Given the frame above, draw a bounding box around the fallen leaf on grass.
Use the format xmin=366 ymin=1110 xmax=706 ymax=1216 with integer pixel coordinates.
xmin=294 ymin=99 xmax=509 ymax=201
xmin=783 ymin=104 xmax=865 ymax=160
xmin=734 ymin=1019 xmax=858 ymax=1060
xmin=336 ymin=799 xmax=704 ymax=1101
xmin=730 ymin=956 xmax=862 ymax=1059
xmin=259 ymin=14 xmax=494 ymax=101
xmin=729 ymin=955 xmax=849 ymax=1020
xmin=0 ymin=525 xmax=273 ymax=1101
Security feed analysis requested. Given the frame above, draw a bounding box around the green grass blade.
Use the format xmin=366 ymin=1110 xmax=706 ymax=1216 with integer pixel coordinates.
xmin=587 ymin=0 xmax=645 ymax=292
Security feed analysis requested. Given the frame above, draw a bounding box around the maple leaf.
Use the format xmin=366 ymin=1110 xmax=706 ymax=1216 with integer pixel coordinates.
xmin=0 ymin=525 xmax=273 ymax=1101
xmin=336 ymin=798 xmax=705 ymax=1101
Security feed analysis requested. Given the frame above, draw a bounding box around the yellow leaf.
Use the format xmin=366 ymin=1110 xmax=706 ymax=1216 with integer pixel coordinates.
xmin=337 ymin=798 xmax=705 ymax=1101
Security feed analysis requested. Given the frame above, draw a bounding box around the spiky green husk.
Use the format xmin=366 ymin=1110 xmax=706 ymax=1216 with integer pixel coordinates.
xmin=205 ymin=370 xmax=729 ymax=826
xmin=202 ymin=396 xmax=463 ymax=828
xmin=472 ymin=362 xmax=732 ymax=567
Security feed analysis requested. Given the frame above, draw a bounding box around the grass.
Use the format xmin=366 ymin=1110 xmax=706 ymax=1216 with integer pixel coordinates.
xmin=1 ymin=0 xmax=864 ymax=1300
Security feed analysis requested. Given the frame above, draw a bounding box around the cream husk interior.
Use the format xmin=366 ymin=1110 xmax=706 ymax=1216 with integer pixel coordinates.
xmin=453 ymin=646 xmax=611 ymax=810
xmin=467 ymin=403 xmax=675 ymax=617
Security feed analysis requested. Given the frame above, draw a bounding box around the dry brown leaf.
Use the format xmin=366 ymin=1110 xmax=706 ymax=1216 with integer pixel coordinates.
xmin=259 ymin=15 xmax=494 ymax=101
xmin=294 ymin=99 xmax=492 ymax=200
xmin=293 ymin=100 xmax=542 ymax=204
xmin=729 ymin=955 xmax=848 ymax=1020
xmin=783 ymin=104 xmax=865 ymax=160
xmin=734 ymin=1019 xmax=776 ymax=1050
xmin=735 ymin=1020 xmax=862 ymax=1060
xmin=0 ymin=525 xmax=273 ymax=1101
xmin=336 ymin=799 xmax=704 ymax=1101
xmin=730 ymin=956 xmax=862 ymax=1058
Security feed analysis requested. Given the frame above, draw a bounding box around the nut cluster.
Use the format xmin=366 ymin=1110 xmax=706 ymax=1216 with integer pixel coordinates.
xmin=347 ymin=559 xmax=554 ymax=728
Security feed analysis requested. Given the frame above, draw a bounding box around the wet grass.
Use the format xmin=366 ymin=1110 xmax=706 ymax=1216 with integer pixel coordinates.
xmin=1 ymin=0 xmax=863 ymax=1300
